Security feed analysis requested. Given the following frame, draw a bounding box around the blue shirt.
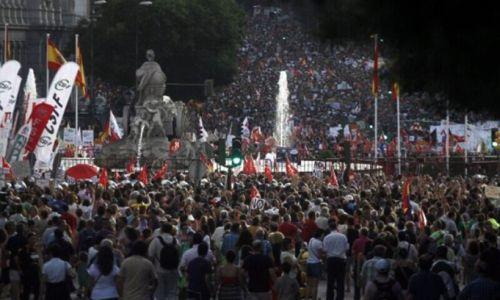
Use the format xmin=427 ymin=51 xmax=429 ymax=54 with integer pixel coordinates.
xmin=221 ymin=232 xmax=239 ymax=255
xmin=458 ymin=276 xmax=500 ymax=300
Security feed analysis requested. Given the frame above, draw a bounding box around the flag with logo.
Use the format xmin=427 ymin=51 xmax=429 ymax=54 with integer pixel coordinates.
xmin=34 ymin=62 xmax=79 ymax=164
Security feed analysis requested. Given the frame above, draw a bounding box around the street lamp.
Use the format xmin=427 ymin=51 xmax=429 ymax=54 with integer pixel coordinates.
xmin=90 ymin=0 xmax=107 ymax=101
xmin=135 ymin=1 xmax=154 ymax=68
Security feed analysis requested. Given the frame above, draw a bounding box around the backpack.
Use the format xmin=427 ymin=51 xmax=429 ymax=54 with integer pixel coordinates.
xmin=373 ymin=278 xmax=398 ymax=300
xmin=157 ymin=236 xmax=179 ymax=270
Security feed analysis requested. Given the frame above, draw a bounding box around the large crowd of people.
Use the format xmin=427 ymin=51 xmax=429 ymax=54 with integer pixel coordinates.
xmin=0 ymin=170 xmax=499 ymax=300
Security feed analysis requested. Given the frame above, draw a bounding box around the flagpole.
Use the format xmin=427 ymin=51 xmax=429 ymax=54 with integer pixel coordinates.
xmin=46 ymin=33 xmax=50 ymax=97
xmin=3 ymin=23 xmax=8 ymax=62
xmin=464 ymin=112 xmax=468 ymax=177
xmin=373 ymin=34 xmax=378 ymax=162
xmin=396 ymin=85 xmax=401 ymax=175
xmin=74 ymin=34 xmax=79 ymax=157
xmin=445 ymin=104 xmax=450 ymax=176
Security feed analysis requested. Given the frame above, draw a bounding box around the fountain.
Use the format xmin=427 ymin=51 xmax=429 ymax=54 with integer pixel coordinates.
xmin=274 ymin=70 xmax=291 ymax=147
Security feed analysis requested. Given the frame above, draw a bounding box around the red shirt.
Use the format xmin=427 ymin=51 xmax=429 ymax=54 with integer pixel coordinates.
xmin=278 ymin=222 xmax=298 ymax=240
xmin=301 ymin=219 xmax=318 ymax=242
xmin=352 ymin=235 xmax=370 ymax=259
xmin=61 ymin=212 xmax=77 ymax=234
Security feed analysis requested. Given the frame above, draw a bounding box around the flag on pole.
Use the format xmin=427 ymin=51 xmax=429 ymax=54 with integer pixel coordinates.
xmin=391 ymin=82 xmax=399 ymax=102
xmin=99 ymin=167 xmax=109 ymax=188
xmin=371 ymin=37 xmax=379 ymax=96
xmin=138 ymin=164 xmax=148 ymax=185
xmin=402 ymin=178 xmax=411 ymax=214
xmin=152 ymin=163 xmax=168 ymax=181
xmin=47 ymin=39 xmax=67 ymax=71
xmin=329 ymin=165 xmax=339 ymax=187
xmin=75 ymin=37 xmax=88 ymax=98
xmin=251 ymin=126 xmax=263 ymax=143
xmin=264 ymin=163 xmax=273 ymax=182
xmin=22 ymin=69 xmax=38 ymax=124
xmin=285 ymin=157 xmax=298 ymax=177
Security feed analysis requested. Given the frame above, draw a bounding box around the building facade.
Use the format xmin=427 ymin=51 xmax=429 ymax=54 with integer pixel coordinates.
xmin=0 ymin=0 xmax=89 ymax=94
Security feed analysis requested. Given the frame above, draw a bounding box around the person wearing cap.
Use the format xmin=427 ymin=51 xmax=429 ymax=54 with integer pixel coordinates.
xmin=363 ymin=259 xmax=404 ymax=300
xmin=323 ymin=220 xmax=349 ymax=300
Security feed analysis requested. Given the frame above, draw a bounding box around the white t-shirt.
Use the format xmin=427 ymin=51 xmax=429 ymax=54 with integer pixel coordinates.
xmin=87 ymin=263 xmax=120 ymax=300
xmin=307 ymin=237 xmax=323 ymax=264
xmin=42 ymin=257 xmax=71 ymax=283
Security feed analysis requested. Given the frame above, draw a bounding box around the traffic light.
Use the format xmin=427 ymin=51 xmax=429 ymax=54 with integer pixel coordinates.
xmin=229 ymin=137 xmax=243 ymax=167
xmin=216 ymin=138 xmax=226 ymax=165
xmin=492 ymin=128 xmax=499 ymax=151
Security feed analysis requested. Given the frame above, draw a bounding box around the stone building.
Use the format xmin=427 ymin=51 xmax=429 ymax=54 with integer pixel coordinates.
xmin=0 ymin=0 xmax=90 ymax=94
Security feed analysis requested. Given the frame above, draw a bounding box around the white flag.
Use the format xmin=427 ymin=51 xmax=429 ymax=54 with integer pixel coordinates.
xmin=241 ymin=116 xmax=250 ymax=138
xmin=34 ymin=62 xmax=79 ymax=165
xmin=0 ymin=60 xmax=21 ymax=125
xmin=0 ymin=75 xmax=21 ymax=125
xmin=23 ymin=68 xmax=38 ymax=124
xmin=198 ymin=116 xmax=208 ymax=142
xmin=109 ymin=110 xmax=123 ymax=140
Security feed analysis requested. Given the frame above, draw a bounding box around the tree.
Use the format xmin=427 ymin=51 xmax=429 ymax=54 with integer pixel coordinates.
xmin=77 ymin=0 xmax=244 ymax=97
xmin=293 ymin=0 xmax=500 ymax=117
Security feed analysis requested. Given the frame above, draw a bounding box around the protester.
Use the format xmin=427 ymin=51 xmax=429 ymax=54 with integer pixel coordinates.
xmin=117 ymin=240 xmax=157 ymax=300
xmin=363 ymin=259 xmax=404 ymax=300
xmin=323 ymin=220 xmax=349 ymax=300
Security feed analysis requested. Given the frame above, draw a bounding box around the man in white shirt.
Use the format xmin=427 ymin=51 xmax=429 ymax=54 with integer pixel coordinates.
xmin=179 ymin=233 xmax=215 ymax=273
xmin=323 ymin=220 xmax=349 ymax=300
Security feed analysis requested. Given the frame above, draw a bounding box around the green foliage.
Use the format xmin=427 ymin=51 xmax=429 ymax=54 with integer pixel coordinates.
xmin=77 ymin=0 xmax=244 ymax=91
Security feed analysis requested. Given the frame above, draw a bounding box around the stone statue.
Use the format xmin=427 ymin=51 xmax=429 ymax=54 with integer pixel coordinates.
xmin=136 ymin=49 xmax=167 ymax=106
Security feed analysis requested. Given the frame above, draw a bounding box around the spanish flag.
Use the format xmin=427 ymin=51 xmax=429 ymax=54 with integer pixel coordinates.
xmin=402 ymin=178 xmax=411 ymax=214
xmin=47 ymin=39 xmax=67 ymax=71
xmin=75 ymin=37 xmax=88 ymax=98
xmin=391 ymin=82 xmax=399 ymax=102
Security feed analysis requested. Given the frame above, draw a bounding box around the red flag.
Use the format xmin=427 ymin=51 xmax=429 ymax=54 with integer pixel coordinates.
xmin=264 ymin=163 xmax=273 ymax=182
xmin=329 ymin=165 xmax=339 ymax=187
xmin=372 ymin=37 xmax=379 ymax=96
xmin=418 ymin=209 xmax=427 ymax=230
xmin=24 ymin=103 xmax=55 ymax=153
xmin=200 ymin=152 xmax=214 ymax=173
xmin=169 ymin=139 xmax=181 ymax=156
xmin=402 ymin=178 xmax=411 ymax=214
xmin=1 ymin=157 xmax=14 ymax=179
xmin=138 ymin=165 xmax=148 ymax=185
xmin=126 ymin=159 xmax=135 ymax=174
xmin=250 ymin=185 xmax=261 ymax=199
xmin=242 ymin=155 xmax=257 ymax=175
xmin=251 ymin=127 xmax=263 ymax=144
xmin=99 ymin=168 xmax=108 ymax=188
xmin=285 ymin=157 xmax=298 ymax=177
xmin=391 ymin=82 xmax=399 ymax=102
xmin=152 ymin=163 xmax=168 ymax=181
xmin=114 ymin=170 xmax=120 ymax=182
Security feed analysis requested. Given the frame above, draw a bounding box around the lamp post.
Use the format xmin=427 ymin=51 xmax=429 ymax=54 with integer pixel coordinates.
xmin=135 ymin=1 xmax=154 ymax=68
xmin=90 ymin=0 xmax=107 ymax=101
